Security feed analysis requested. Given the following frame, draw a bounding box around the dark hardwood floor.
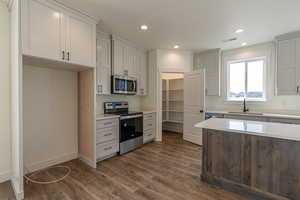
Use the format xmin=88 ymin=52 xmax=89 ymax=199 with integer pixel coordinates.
xmin=1 ymin=132 xmax=247 ymax=200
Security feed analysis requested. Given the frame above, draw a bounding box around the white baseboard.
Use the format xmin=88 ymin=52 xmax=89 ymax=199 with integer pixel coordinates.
xmin=24 ymin=152 xmax=78 ymax=174
xmin=11 ymin=177 xmax=24 ymax=200
xmin=0 ymin=170 xmax=11 ymax=183
xmin=79 ymin=154 xmax=96 ymax=168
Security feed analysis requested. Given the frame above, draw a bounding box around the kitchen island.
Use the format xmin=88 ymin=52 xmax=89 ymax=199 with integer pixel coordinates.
xmin=195 ymin=118 xmax=300 ymax=200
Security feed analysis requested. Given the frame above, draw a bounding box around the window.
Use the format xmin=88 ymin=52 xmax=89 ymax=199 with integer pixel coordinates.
xmin=226 ymin=57 xmax=266 ymax=101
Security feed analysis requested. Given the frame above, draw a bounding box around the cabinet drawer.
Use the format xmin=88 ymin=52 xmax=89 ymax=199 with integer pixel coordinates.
xmin=143 ymin=113 xmax=155 ymax=121
xmin=96 ymin=127 xmax=117 ymax=144
xmin=144 ymin=118 xmax=155 ymax=131
xmin=96 ymin=118 xmax=118 ymax=129
xmin=143 ymin=129 xmax=155 ymax=143
xmin=96 ymin=141 xmax=118 ymax=159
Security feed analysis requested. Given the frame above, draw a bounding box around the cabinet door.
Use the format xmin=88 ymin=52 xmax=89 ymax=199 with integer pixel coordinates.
xmin=23 ymin=0 xmax=64 ymax=61
xmin=122 ymin=44 xmax=131 ymax=75
xmin=128 ymin=47 xmax=138 ymax=77
xmin=66 ymin=13 xmax=96 ymax=67
xmin=296 ymin=38 xmax=300 ymax=94
xmin=96 ymin=36 xmax=111 ymax=95
xmin=112 ymin=39 xmax=124 ymax=75
xmin=277 ymin=39 xmax=298 ymax=95
xmin=138 ymin=52 xmax=147 ymax=96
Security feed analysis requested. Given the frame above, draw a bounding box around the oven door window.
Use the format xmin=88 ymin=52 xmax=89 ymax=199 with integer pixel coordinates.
xmin=126 ymin=80 xmax=136 ymax=92
xmin=115 ymin=78 xmax=126 ymax=91
xmin=120 ymin=117 xmax=143 ymax=142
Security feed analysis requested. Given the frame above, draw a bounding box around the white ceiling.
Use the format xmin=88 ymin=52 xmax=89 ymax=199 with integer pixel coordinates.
xmin=58 ymin=0 xmax=300 ymax=51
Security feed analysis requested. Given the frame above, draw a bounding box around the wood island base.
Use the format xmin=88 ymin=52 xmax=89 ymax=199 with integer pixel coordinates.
xmin=202 ymin=128 xmax=300 ymax=200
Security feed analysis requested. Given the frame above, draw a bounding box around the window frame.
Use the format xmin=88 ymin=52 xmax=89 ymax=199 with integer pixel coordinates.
xmin=226 ymin=56 xmax=267 ymax=102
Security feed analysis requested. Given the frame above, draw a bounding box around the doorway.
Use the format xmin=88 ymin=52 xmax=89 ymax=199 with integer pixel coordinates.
xmin=161 ymin=73 xmax=184 ymax=141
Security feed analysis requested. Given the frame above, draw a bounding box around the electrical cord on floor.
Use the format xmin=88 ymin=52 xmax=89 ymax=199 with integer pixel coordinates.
xmin=24 ymin=165 xmax=71 ymax=185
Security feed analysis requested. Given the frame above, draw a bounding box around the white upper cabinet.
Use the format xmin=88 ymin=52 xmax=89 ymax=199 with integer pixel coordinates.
xmin=22 ymin=0 xmax=64 ymax=61
xmin=96 ymin=32 xmax=111 ymax=95
xmin=112 ymin=37 xmax=139 ymax=77
xmin=22 ymin=0 xmax=96 ymax=68
xmin=112 ymin=36 xmax=148 ymax=95
xmin=276 ymin=32 xmax=300 ymax=95
xmin=194 ymin=49 xmax=221 ymax=96
xmin=112 ymin=38 xmax=125 ymax=75
xmin=65 ymin=13 xmax=96 ymax=67
xmin=137 ymin=52 xmax=147 ymax=96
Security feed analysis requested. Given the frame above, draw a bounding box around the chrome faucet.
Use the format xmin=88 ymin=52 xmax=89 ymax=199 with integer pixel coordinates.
xmin=243 ymin=98 xmax=249 ymax=113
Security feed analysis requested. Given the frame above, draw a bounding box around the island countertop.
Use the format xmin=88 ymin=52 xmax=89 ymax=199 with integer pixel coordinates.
xmin=195 ymin=118 xmax=300 ymax=142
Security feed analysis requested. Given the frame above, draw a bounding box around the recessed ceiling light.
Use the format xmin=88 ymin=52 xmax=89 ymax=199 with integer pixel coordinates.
xmin=241 ymin=42 xmax=247 ymax=46
xmin=235 ymin=29 xmax=244 ymax=34
xmin=174 ymin=45 xmax=180 ymax=49
xmin=140 ymin=25 xmax=148 ymax=30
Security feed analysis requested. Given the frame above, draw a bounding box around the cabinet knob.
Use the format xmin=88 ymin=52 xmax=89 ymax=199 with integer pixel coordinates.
xmin=200 ymin=110 xmax=204 ymax=113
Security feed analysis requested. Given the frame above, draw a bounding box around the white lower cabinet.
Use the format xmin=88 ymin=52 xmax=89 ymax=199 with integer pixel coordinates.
xmin=143 ymin=113 xmax=156 ymax=144
xmin=96 ymin=118 xmax=119 ymax=161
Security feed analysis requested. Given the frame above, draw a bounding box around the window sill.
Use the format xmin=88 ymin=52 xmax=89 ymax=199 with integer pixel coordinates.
xmin=225 ymin=98 xmax=267 ymax=103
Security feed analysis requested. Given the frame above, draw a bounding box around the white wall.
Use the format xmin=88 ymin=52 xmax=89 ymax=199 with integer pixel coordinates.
xmin=157 ymin=49 xmax=193 ymax=73
xmin=0 ymin=1 xmax=11 ymax=183
xmin=23 ymin=66 xmax=78 ymax=172
xmin=206 ymin=42 xmax=300 ymax=114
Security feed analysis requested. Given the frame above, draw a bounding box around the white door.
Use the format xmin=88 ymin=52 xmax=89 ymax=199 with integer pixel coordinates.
xmin=66 ymin=13 xmax=96 ymax=67
xmin=184 ymin=70 xmax=205 ymax=145
xmin=24 ymin=0 xmax=64 ymax=61
xmin=96 ymin=35 xmax=111 ymax=95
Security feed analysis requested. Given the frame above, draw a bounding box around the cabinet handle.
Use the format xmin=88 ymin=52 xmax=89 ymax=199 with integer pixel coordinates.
xmin=297 ymin=86 xmax=299 ymax=93
xmin=62 ymin=51 xmax=65 ymax=60
xmin=104 ymin=122 xmax=112 ymax=126
xmin=104 ymin=133 xmax=113 ymax=137
xmin=67 ymin=52 xmax=70 ymax=61
xmin=104 ymin=146 xmax=113 ymax=151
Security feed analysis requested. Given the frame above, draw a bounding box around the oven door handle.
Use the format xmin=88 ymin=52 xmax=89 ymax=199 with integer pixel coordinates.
xmin=120 ymin=114 xmax=143 ymax=120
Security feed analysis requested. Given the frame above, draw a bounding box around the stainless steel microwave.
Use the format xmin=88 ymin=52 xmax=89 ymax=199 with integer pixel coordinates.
xmin=111 ymin=75 xmax=137 ymax=95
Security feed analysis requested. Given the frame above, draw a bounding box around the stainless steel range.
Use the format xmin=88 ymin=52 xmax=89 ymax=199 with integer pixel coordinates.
xmin=104 ymin=102 xmax=143 ymax=155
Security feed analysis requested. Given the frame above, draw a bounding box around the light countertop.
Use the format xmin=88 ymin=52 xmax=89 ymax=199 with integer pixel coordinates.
xmin=96 ymin=114 xmax=120 ymax=120
xmin=206 ymin=110 xmax=300 ymax=120
xmin=141 ymin=110 xmax=156 ymax=114
xmin=195 ymin=118 xmax=300 ymax=142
